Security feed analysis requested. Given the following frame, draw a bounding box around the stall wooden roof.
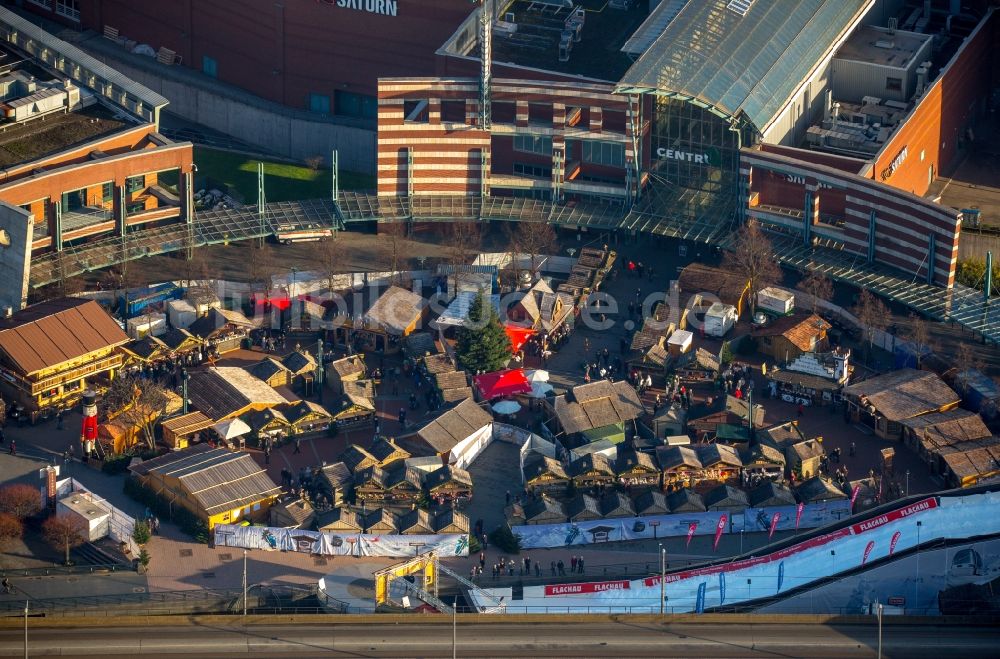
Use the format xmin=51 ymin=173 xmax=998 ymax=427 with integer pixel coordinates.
xmin=753 ymin=313 xmax=831 ymax=351
xmin=364 ymin=285 xmax=425 ymax=335
xmin=160 ymin=411 xmax=214 ymax=437
xmin=842 ymin=368 xmax=959 ymax=422
xmin=900 ymin=408 xmax=991 ymax=450
xmin=187 ymin=367 xmax=290 ymax=421
xmin=415 ymin=398 xmax=493 ymax=454
xmin=0 ymin=297 xmax=129 ymax=376
xmin=552 ymin=380 xmax=645 ymax=435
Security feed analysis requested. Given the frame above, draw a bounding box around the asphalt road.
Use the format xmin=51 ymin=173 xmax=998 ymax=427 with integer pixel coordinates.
xmin=0 ymin=620 xmax=994 ymax=657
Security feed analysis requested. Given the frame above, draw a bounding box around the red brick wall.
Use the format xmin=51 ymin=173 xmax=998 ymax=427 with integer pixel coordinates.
xmin=873 ymin=9 xmax=996 ymax=196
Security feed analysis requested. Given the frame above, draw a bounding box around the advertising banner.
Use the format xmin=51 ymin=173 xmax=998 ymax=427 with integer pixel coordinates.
xmin=686 ymin=522 xmax=698 ymax=547
xmin=888 ymin=530 xmax=901 ymax=555
xmin=713 ymin=515 xmax=727 ymax=551
xmin=544 ymin=580 xmax=630 ymax=597
xmin=513 ymin=501 xmax=852 ymax=550
xmin=768 ymin=512 xmax=781 ymax=539
xmin=696 ymin=582 xmax=706 ymax=613
xmin=862 ymin=540 xmax=875 ymax=565
xmin=850 ymin=497 xmax=938 ymax=535
xmin=795 ymin=502 xmax=805 ymax=529
xmin=850 ymin=485 xmax=861 ymax=506
xmin=213 ymin=524 xmax=469 ymax=557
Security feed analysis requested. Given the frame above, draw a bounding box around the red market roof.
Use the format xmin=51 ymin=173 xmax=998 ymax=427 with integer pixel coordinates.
xmin=474 ymin=368 xmax=531 ymax=400
xmin=504 ymin=325 xmax=535 ymax=353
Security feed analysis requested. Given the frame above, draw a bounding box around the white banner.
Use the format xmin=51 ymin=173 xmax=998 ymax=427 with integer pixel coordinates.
xmin=512 ymin=500 xmax=852 ymax=549
xmin=213 ymin=524 xmax=469 ymax=557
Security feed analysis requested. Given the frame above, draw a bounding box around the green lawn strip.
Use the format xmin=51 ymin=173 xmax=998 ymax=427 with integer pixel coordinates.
xmin=193 ymin=147 xmax=374 ymax=202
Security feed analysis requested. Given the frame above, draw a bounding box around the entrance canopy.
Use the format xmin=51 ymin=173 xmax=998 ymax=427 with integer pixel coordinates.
xmin=474 ymin=368 xmax=532 ymax=400
xmin=616 ymin=0 xmax=871 ymax=134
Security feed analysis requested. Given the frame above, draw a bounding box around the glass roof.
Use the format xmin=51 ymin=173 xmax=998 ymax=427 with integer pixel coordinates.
xmin=616 ymin=0 xmax=871 ymax=133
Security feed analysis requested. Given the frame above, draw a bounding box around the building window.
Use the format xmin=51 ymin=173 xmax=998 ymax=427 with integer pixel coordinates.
xmin=513 ymin=162 xmax=551 ymax=179
xmin=885 ymin=77 xmax=902 ymax=92
xmin=307 ymin=93 xmax=330 ymax=115
xmin=202 ymin=55 xmax=218 ymax=79
xmin=125 ymin=176 xmax=145 ymax=193
xmin=127 ymin=201 xmax=146 ymax=215
xmin=514 ymin=134 xmax=552 ymax=155
xmin=582 ymin=141 xmax=625 ymax=167
xmin=54 ymin=0 xmax=80 ymax=21
xmin=28 ymin=0 xmax=53 ymax=10
xmin=335 ymin=91 xmax=376 ymax=119
xmin=101 ymin=182 xmax=113 ymax=203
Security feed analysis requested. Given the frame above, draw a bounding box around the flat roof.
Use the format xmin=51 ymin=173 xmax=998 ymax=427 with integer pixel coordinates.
xmin=835 ymin=25 xmax=931 ymax=68
xmin=617 ymin=0 xmax=872 ymax=132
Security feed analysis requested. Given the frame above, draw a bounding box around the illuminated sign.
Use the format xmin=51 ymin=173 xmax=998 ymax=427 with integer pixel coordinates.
xmin=880 ymin=146 xmax=908 ymax=180
xmin=318 ymin=0 xmax=398 ymax=17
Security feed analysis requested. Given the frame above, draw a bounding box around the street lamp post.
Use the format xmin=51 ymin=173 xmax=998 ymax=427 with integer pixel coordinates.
xmin=915 ymin=520 xmax=922 ymax=613
xmin=23 ymin=600 xmax=28 ymax=659
xmin=242 ymin=549 xmax=248 ymax=617
xmin=905 ymin=470 xmax=910 ymax=497
xmin=830 ymin=549 xmax=836 ymax=573
xmin=659 ymin=543 xmax=666 ymax=615
xmin=877 ymin=602 xmax=884 ymax=659
xmin=452 ymin=605 xmax=457 ymax=659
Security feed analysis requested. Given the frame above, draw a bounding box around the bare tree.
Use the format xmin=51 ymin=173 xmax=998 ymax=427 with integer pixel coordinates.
xmin=101 ymin=374 xmax=170 ymax=452
xmin=0 ymin=484 xmax=41 ymax=520
xmin=377 ymin=223 xmax=407 ymax=285
xmin=953 ymin=341 xmax=984 ymax=397
xmin=512 ymin=221 xmax=558 ymax=276
xmin=181 ymin=247 xmax=211 ymax=288
xmin=723 ymin=220 xmax=782 ymax=315
xmin=798 ymin=272 xmax=833 ymax=313
xmin=42 ymin=513 xmax=87 ymax=565
xmin=906 ymin=312 xmax=931 ymax=368
xmin=246 ymin=244 xmax=275 ymax=295
xmin=311 ymin=234 xmax=346 ymax=294
xmin=444 ymin=221 xmax=483 ymax=293
xmin=853 ymin=289 xmax=890 ymax=364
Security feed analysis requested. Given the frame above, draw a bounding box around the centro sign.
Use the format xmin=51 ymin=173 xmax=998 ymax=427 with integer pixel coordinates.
xmin=320 ymin=0 xmax=398 ymax=17
xmin=655 ymin=147 xmax=721 ymax=166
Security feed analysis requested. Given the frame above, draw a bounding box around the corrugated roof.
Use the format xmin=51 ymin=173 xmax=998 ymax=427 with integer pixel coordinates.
xmin=0 ymin=297 xmax=129 ymax=375
xmin=131 ymin=446 xmax=280 ymax=515
xmin=0 ymin=6 xmax=169 ymax=111
xmin=617 ymin=0 xmax=872 ymax=133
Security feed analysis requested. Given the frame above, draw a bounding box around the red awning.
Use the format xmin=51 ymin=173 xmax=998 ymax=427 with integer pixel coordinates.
xmin=474 ymin=368 xmax=532 ymax=399
xmin=504 ymin=325 xmax=536 ymax=353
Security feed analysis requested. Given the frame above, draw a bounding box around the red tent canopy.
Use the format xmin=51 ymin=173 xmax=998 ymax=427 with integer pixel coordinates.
xmin=504 ymin=325 xmax=536 ymax=353
xmin=474 ymin=368 xmax=532 ymax=399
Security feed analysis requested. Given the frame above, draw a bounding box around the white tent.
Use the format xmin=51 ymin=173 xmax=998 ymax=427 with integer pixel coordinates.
xmin=527 ymin=369 xmax=550 ymax=383
xmin=212 ymin=417 xmax=252 ymax=440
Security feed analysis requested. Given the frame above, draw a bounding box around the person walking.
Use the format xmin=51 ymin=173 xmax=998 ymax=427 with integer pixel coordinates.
xmin=7 ymin=440 xmax=14 ymax=456
xmin=850 ymin=442 xmax=856 ymax=458
xmin=557 ymin=560 xmax=565 ymax=576
xmin=570 ymin=556 xmax=577 ymax=572
xmin=578 ymin=556 xmax=585 ymax=573
xmin=293 ymin=438 xmax=302 ymax=454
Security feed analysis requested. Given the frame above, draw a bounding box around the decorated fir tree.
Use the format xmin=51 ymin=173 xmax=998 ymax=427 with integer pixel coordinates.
xmin=456 ymin=289 xmax=512 ymax=374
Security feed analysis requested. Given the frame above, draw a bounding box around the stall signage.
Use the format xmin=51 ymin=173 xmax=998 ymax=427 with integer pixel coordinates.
xmin=544 ymin=580 xmax=630 ymax=596
xmin=880 ymin=146 xmax=908 ymax=180
xmin=319 ymin=0 xmax=398 ymax=17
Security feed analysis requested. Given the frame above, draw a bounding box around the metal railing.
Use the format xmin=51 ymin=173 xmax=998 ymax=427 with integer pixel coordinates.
xmin=0 ymin=563 xmax=127 ymax=578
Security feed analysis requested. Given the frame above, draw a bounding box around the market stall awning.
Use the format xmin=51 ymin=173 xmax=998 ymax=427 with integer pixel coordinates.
xmin=504 ymin=325 xmax=536 ymax=353
xmin=213 ymin=417 xmax=252 ymax=440
xmin=474 ymin=368 xmax=532 ymax=400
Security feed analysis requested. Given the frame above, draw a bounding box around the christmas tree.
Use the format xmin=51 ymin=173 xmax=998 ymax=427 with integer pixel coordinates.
xmin=456 ymin=289 xmax=512 ymax=374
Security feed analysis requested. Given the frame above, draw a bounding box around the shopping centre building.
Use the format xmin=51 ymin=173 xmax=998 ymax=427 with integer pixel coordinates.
xmin=9 ymin=0 xmax=1000 ymax=331
xmin=0 ymin=6 xmax=193 ymax=312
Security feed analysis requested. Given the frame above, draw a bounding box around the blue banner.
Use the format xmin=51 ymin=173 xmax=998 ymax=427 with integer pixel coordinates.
xmin=719 ymin=572 xmax=726 ymax=605
xmin=777 ymin=561 xmax=785 ymax=594
xmin=696 ymin=582 xmax=706 ymax=613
